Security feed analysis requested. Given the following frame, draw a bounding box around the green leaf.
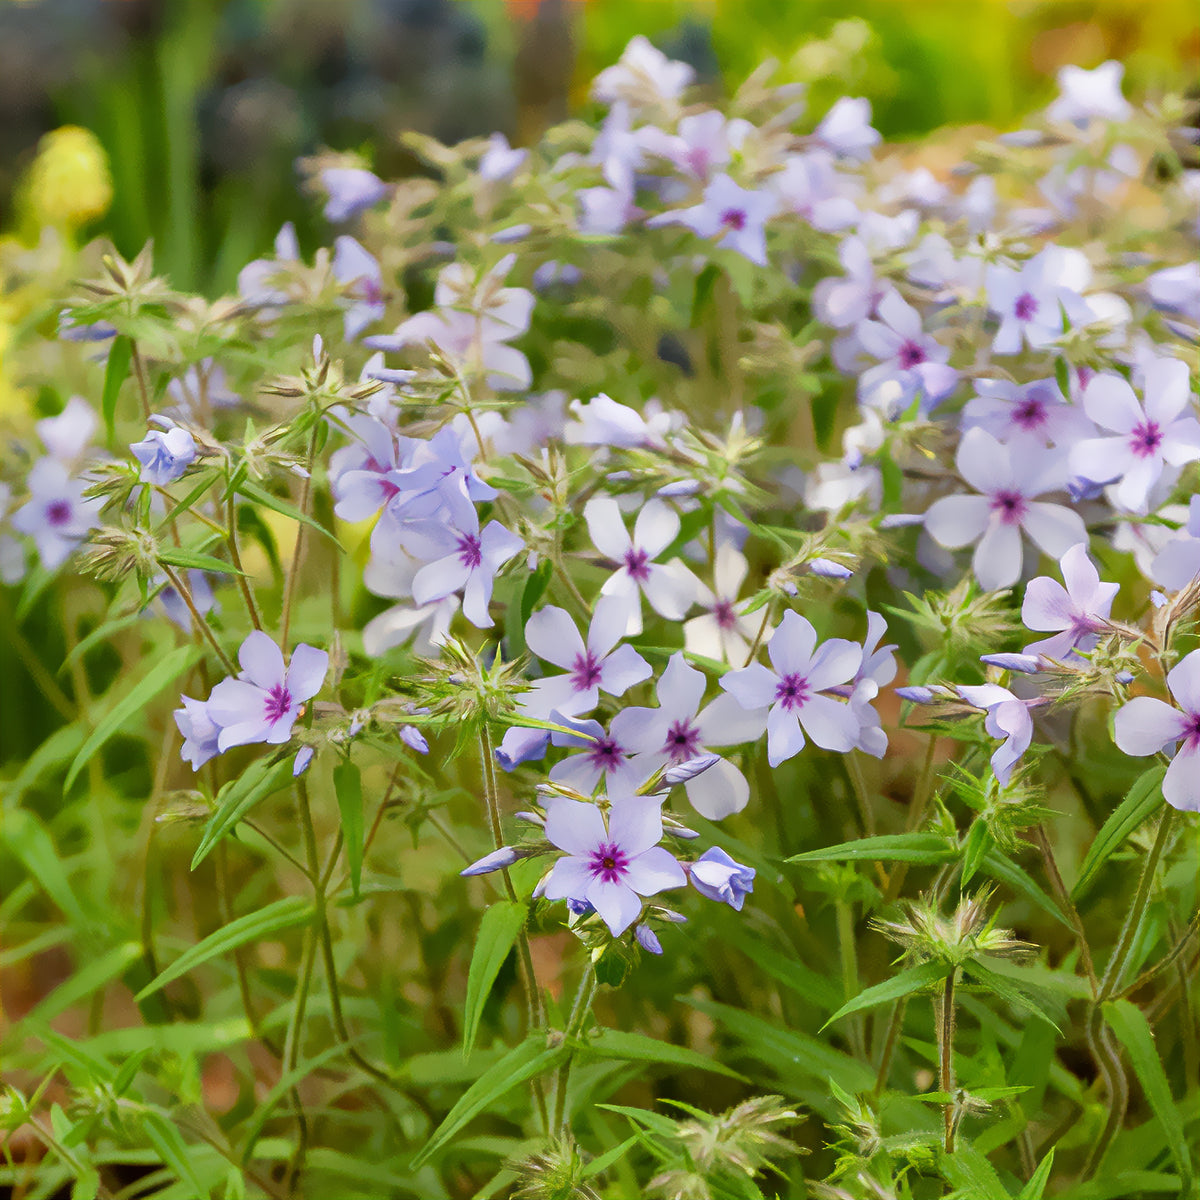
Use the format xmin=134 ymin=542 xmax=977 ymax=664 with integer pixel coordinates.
xmin=788 ymin=832 xmax=956 ymax=865
xmin=0 ymin=808 xmax=88 ymax=926
xmin=961 ymin=819 xmax=992 ymax=886
xmin=71 ymin=1168 xmax=101 ymax=1200
xmin=64 ymin=644 xmax=201 ymax=792
xmin=962 ymin=961 xmax=1062 ymax=1032
xmin=1102 ymin=998 xmax=1193 ymax=1184
xmin=141 ymin=1110 xmax=206 ymax=1199
xmin=821 ymin=962 xmax=951 ymax=1030
xmin=1072 ymin=767 xmax=1165 ymax=902
xmin=152 ymin=468 xmax=221 ymax=535
xmin=156 ymin=546 xmax=238 ymax=575
xmin=102 ymin=335 xmax=133 ymax=443
xmin=462 ymin=901 xmax=527 ymax=1060
xmin=411 ymin=1036 xmax=568 ymax=1167
xmin=333 ymin=761 xmax=364 ymax=899
xmin=135 ymin=896 xmax=313 ymax=1000
xmin=595 ymin=1103 xmax=679 ymax=1137
xmin=519 ymin=558 xmax=553 ymax=630
xmin=942 ymin=1140 xmax=1009 ymax=1200
xmin=1018 ymin=1147 xmax=1055 ymax=1200
xmin=577 ymin=1028 xmax=748 ymax=1082
xmin=737 ymin=934 xmax=844 ymax=1013
xmin=26 ymin=942 xmax=142 ymax=1024
xmin=190 ymin=756 xmax=295 ymax=870
xmin=234 ymin=479 xmax=339 ymax=545
xmin=980 ymin=850 xmax=1071 ymax=929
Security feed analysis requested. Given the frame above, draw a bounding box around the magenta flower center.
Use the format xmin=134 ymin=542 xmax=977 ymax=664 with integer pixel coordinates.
xmin=662 ymin=718 xmax=702 ymax=762
xmin=623 ymin=547 xmax=651 ymax=582
xmin=774 ymin=672 xmax=809 ymax=711
xmin=588 ymin=840 xmax=629 ymax=884
xmin=990 ymin=490 xmax=1028 ymax=525
xmin=712 ymin=598 xmax=737 ymax=630
xmin=1184 ymin=712 xmax=1200 ymax=749
xmin=898 ymin=340 xmax=926 ymax=369
xmin=586 ymin=735 xmax=626 ymax=770
xmin=719 ymin=207 xmax=747 ymax=231
xmin=1130 ymin=421 xmax=1163 ymax=458
xmin=456 ymin=533 xmax=483 ymax=569
xmin=1014 ymin=292 xmax=1039 ymax=321
xmin=569 ymin=650 xmax=603 ymax=691
xmin=46 ymin=500 xmax=72 ymax=526
xmin=263 ymin=683 xmax=293 ymax=724
xmin=1013 ymin=398 xmax=1047 ymax=429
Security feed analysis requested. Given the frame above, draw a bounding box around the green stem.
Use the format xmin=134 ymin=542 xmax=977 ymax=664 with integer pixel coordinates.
xmin=938 ymin=968 xmax=958 ymax=1154
xmin=1033 ymin=822 xmax=1097 ymax=995
xmin=845 ymin=751 xmax=876 ymax=838
xmin=226 ymin=487 xmax=264 ymax=631
xmin=872 ymin=996 xmax=908 ymax=1096
xmin=130 ymin=341 xmax=154 ymax=421
xmin=552 ymin=962 xmax=598 ymax=1135
xmin=160 ymin=563 xmax=237 ymax=674
xmin=885 ymin=734 xmax=938 ymax=903
xmin=836 ymin=899 xmax=866 ymax=1059
xmin=279 ymin=425 xmax=320 ymax=655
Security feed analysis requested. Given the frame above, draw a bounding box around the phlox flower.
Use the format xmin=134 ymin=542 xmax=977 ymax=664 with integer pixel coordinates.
xmin=585 ymin=496 xmax=699 ymax=636
xmin=1022 ymin=542 xmax=1118 ymax=661
xmin=479 ymin=132 xmax=527 ymax=183
xmin=956 ymin=684 xmax=1036 ymax=786
xmin=688 ymin=847 xmax=755 ymax=910
xmin=684 ymin=541 xmax=763 ymax=665
xmin=772 ymin=150 xmax=860 ymax=231
xmin=360 ymin=547 xmax=459 ymax=657
xmin=720 ymin=610 xmax=862 ymax=767
xmin=961 ymin=378 xmax=1093 ymax=448
xmin=814 ymin=97 xmax=881 ymax=160
xmin=620 ymin=653 xmax=767 ymax=819
xmin=1114 ymin=649 xmax=1200 ymax=811
xmin=38 ymin=397 xmax=98 ymax=466
xmin=853 ymin=290 xmax=958 ymax=416
xmin=319 ymin=167 xmax=386 ymax=223
xmin=333 ymin=236 xmax=385 ymax=341
xmin=399 ymin=506 xmax=523 ymax=629
xmin=12 ymin=458 xmax=103 ymax=570
xmin=1150 ymin=496 xmax=1200 ymax=591
xmin=923 ymin=428 xmax=1086 ymax=592
xmin=175 ymin=695 xmax=222 ymax=771
xmin=648 ymin=174 xmax=777 ymax=266
xmin=639 ymin=110 xmax=751 ymax=182
xmin=206 ymin=632 xmax=328 ymax=753
xmin=548 ymin=713 xmax=645 ymax=799
xmin=591 ymin=35 xmax=694 ymax=108
xmin=841 ymin=611 xmax=897 ymax=758
xmin=1068 ymin=359 xmax=1200 ymax=513
xmin=985 ymin=245 xmax=1092 ymax=355
xmin=565 ymin=393 xmax=670 ymax=450
xmin=541 ymin=796 xmax=687 ymax=936
xmin=130 ymin=426 xmax=197 ymax=485
xmin=1045 ymin=60 xmax=1132 ymax=126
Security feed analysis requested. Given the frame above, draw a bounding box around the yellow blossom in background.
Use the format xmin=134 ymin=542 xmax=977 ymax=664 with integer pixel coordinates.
xmin=21 ymin=126 xmax=113 ymax=233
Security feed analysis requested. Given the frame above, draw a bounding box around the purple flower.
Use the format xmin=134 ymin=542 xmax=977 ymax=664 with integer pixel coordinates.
xmin=38 ymin=397 xmax=98 ymax=465
xmin=591 ymin=36 xmax=694 ymax=106
xmin=961 ymin=378 xmax=1094 ymax=448
xmin=333 ymin=236 xmax=385 ymax=341
xmin=320 ymin=167 xmax=387 ymax=223
xmin=206 ymin=632 xmax=328 ymax=752
xmin=541 ymin=796 xmax=686 ymax=936
xmin=565 ymin=393 xmax=670 ymax=450
xmin=635 ymin=924 xmax=664 ymax=954
xmin=174 ymin=695 xmax=221 ymax=770
xmin=956 ymin=684 xmax=1036 ymax=786
xmin=640 ymin=110 xmax=751 ymax=182
xmin=853 ymin=291 xmax=958 ymax=417
xmin=402 ymin=508 xmax=523 ymax=629
xmin=685 ymin=541 xmax=763 ymax=665
xmin=11 ymin=458 xmax=103 ymax=570
xmin=156 ymin=570 xmax=218 ymax=632
xmin=844 ymin=611 xmax=897 ymax=758
xmin=1046 ymin=61 xmax=1131 ymax=125
xmin=1068 ymin=359 xmax=1200 ymax=513
xmin=548 ymin=713 xmax=645 ymax=799
xmin=720 ymin=610 xmax=862 ymax=767
xmin=924 ymin=428 xmax=1086 ymax=592
xmin=1114 ymin=649 xmax=1200 ymax=811
xmin=460 ymin=845 xmax=520 ymax=877
xmin=585 ymin=496 xmax=699 ymax=636
xmin=479 ymin=132 xmax=527 ymax=182
xmin=772 ymin=150 xmax=859 ymax=231
xmin=621 ymin=653 xmax=767 ymax=819
xmin=1151 ymin=496 xmax=1200 ymax=590
xmin=689 ymin=847 xmax=755 ymax=910
xmin=292 ymin=746 xmax=315 ymax=777
xmin=985 ymin=246 xmax=1091 ymax=356
xmin=1022 ymin=542 xmax=1118 ymax=661
xmin=814 ymin=97 xmax=881 ymax=160
xmin=648 ymin=174 xmax=777 ymax=266
xmin=130 ymin=426 xmax=197 ymax=485
xmin=813 ymin=236 xmax=887 ymax=330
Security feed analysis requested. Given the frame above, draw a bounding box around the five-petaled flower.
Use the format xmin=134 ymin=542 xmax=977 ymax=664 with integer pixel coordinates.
xmin=540 ymin=796 xmax=686 ymax=935
xmin=1022 ymin=542 xmax=1119 ymax=661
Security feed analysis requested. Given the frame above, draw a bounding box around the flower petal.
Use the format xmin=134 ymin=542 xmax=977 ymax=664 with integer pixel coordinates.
xmin=925 ymin=495 xmax=991 ymax=549
xmin=624 ymin=845 xmax=687 ymax=895
xmin=526 ymin=606 xmax=585 ymax=669
xmin=633 ymin=499 xmax=680 ymax=556
xmin=238 ymin=630 xmax=285 ymax=689
xmin=585 ymin=496 xmax=632 ymax=560
xmin=1022 ymin=502 xmax=1087 ymax=558
xmin=585 ymin=878 xmax=643 ymax=935
xmin=797 ymin=692 xmax=860 ymax=752
xmin=973 ymin=520 xmax=1023 ymax=591
xmin=544 ymin=797 xmax=607 ymax=856
xmin=542 ymin=857 xmax=594 ymax=901
xmin=1114 ymin=696 xmax=1189 ymax=756
xmin=766 ymin=610 xmax=817 ymax=676
xmin=683 ymin=755 xmax=750 ymax=819
xmin=720 ymin=662 xmax=778 ymax=711
xmin=285 ymin=644 xmax=329 ymax=702
xmin=1163 ymin=741 xmax=1200 ymax=811
xmin=1166 ymin=648 xmax=1200 ymax=713
xmin=766 ymin=704 xmax=805 ymax=766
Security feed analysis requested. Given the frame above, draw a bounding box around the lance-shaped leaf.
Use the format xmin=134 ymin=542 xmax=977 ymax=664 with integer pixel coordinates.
xmin=788 ymin=833 xmax=956 ymax=865
xmin=462 ymin=901 xmax=527 ymax=1060
xmin=1072 ymin=767 xmax=1165 ymax=902
xmin=191 ymin=756 xmax=295 ymax=870
xmin=333 ymin=760 xmax=364 ymax=899
xmin=821 ymin=961 xmax=952 ymax=1030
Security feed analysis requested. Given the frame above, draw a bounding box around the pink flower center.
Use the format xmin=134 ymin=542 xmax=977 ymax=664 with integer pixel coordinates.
xmin=586 ymin=735 xmax=626 ymax=770
xmin=898 ymin=340 xmax=926 ymax=369
xmin=264 ymin=683 xmax=293 ymax=724
xmin=45 ymin=500 xmax=72 ymax=526
xmin=588 ymin=840 xmax=629 ymax=884
xmin=1130 ymin=421 xmax=1163 ymax=458
xmin=1014 ymin=292 xmax=1039 ymax=321
xmin=719 ymin=207 xmax=747 ymax=231
xmin=713 ymin=599 xmax=737 ymax=630
xmin=456 ymin=533 xmax=482 ymax=569
xmin=1013 ymin=398 xmax=1047 ymax=429
xmin=774 ymin=672 xmax=809 ymax=711
xmin=623 ymin=547 xmax=650 ymax=582
xmin=662 ymin=718 xmax=701 ymax=762
xmin=569 ymin=651 xmax=603 ymax=692
xmin=1184 ymin=712 xmax=1200 ymax=750
xmin=990 ymin=490 xmax=1027 ymax=525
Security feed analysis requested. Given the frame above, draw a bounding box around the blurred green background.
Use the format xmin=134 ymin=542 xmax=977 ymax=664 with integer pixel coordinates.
xmin=0 ymin=0 xmax=1196 ymax=297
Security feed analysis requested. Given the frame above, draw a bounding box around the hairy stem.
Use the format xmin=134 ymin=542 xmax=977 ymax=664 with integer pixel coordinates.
xmin=1033 ymin=822 xmax=1097 ymax=995
xmin=551 ymin=962 xmax=598 ymax=1135
xmin=160 ymin=562 xmax=237 ymax=673
xmin=938 ymin=968 xmax=958 ymax=1154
